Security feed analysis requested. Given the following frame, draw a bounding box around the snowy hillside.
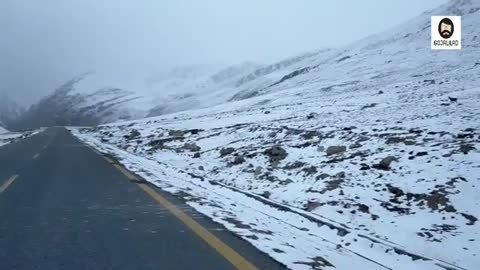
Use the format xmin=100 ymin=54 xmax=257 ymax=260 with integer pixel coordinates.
xmin=72 ymin=0 xmax=479 ymax=269
xmin=0 ymin=126 xmax=8 ymax=134
xmin=0 ymin=93 xmax=24 ymax=128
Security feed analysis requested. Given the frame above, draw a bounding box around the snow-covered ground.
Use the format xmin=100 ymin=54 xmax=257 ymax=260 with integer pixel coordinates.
xmin=0 ymin=128 xmax=43 ymax=147
xmin=70 ymin=1 xmax=479 ymax=269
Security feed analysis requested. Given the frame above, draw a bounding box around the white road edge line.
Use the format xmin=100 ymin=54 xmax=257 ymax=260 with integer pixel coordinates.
xmin=0 ymin=175 xmax=19 ymax=193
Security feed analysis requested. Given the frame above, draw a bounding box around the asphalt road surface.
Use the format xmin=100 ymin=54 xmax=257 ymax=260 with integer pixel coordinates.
xmin=0 ymin=127 xmax=286 ymax=270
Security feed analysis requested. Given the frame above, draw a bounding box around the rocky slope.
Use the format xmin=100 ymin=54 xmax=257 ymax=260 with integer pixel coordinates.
xmin=0 ymin=93 xmax=24 ymax=129
xmin=10 ymin=74 xmax=143 ymax=130
xmin=71 ymin=1 xmax=480 ymax=269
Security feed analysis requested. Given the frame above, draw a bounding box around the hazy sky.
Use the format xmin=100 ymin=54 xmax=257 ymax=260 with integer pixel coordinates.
xmin=0 ymin=0 xmax=447 ymax=106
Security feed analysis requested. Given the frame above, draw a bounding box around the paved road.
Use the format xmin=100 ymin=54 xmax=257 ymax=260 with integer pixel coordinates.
xmin=0 ymin=127 xmax=286 ymax=270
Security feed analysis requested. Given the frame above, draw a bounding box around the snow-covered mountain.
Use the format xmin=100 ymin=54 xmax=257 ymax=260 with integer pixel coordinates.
xmin=72 ymin=1 xmax=480 ymax=270
xmin=10 ymin=73 xmax=145 ymax=129
xmin=0 ymin=92 xmax=24 ymax=129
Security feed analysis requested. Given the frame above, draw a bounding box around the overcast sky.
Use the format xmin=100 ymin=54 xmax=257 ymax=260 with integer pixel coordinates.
xmin=0 ymin=0 xmax=447 ymax=106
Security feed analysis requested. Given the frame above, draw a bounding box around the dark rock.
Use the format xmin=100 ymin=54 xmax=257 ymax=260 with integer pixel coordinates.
xmin=125 ymin=129 xmax=141 ymax=139
xmin=361 ymin=103 xmax=377 ymax=110
xmin=460 ymin=143 xmax=475 ymax=154
xmin=268 ymin=131 xmax=277 ymax=137
xmin=457 ymin=133 xmax=474 ymax=139
xmin=360 ymin=164 xmax=370 ymax=170
xmin=183 ymin=143 xmax=201 ymax=152
xmin=283 ymin=161 xmax=306 ymax=170
xmin=386 ymin=184 xmax=404 ymax=197
xmin=301 ymin=130 xmax=321 ymax=140
xmin=349 ymin=142 xmax=362 ymax=149
xmin=306 ymin=112 xmax=319 ymax=119
xmin=264 ymin=145 xmax=288 ymax=162
xmin=326 ymin=145 xmax=347 ymax=156
xmin=416 ymin=151 xmax=428 ymax=156
xmin=254 ymin=166 xmax=263 ymax=176
xmin=305 ymin=201 xmax=322 ymax=211
xmin=372 ymin=156 xmax=397 ymax=170
xmin=448 ymin=97 xmax=458 ymax=102
xmin=261 ymin=191 xmax=271 ymax=198
xmin=231 ymin=156 xmax=246 ymax=165
xmin=168 ymin=130 xmax=185 ymax=137
xmin=193 ymin=152 xmax=201 ymax=158
xmin=301 ymin=166 xmax=318 ymax=175
xmin=316 ymin=173 xmax=330 ymax=180
xmin=461 ymin=213 xmax=478 ymax=225
xmin=357 ymin=204 xmax=370 ymax=213
xmin=220 ymin=147 xmax=235 ymax=157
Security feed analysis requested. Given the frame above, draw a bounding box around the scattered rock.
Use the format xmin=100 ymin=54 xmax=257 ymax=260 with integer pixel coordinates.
xmin=361 ymin=103 xmax=377 ymax=110
xmin=126 ymin=129 xmax=141 ymax=139
xmin=385 ymin=136 xmax=416 ymax=145
xmin=198 ymin=165 xmax=204 ymax=171
xmin=168 ymin=130 xmax=185 ymax=137
xmin=268 ymin=131 xmax=277 ymax=137
xmin=306 ymin=112 xmax=319 ymax=119
xmin=326 ymin=145 xmax=347 ymax=156
xmin=457 ymin=133 xmax=474 ymax=139
xmin=183 ymin=143 xmax=201 ymax=152
xmin=264 ymin=145 xmax=288 ymax=162
xmin=316 ymin=173 xmax=330 ymax=180
xmin=301 ymin=130 xmax=321 ymax=140
xmin=357 ymin=204 xmax=370 ymax=213
xmin=459 ymin=143 xmax=475 ymax=154
xmin=301 ymin=166 xmax=318 ymax=175
xmin=461 ymin=213 xmax=478 ymax=225
xmin=360 ymin=164 xmax=370 ymax=170
xmin=317 ymin=145 xmax=325 ymax=152
xmin=386 ymin=184 xmax=404 ymax=197
xmin=349 ymin=142 xmax=362 ymax=149
xmin=231 ymin=156 xmax=246 ymax=165
xmin=305 ymin=201 xmax=322 ymax=211
xmin=416 ymin=151 xmax=428 ymax=156
xmin=192 ymin=152 xmax=201 ymax=158
xmin=261 ymin=191 xmax=271 ymax=198
xmin=254 ymin=166 xmax=263 ymax=176
xmin=283 ymin=161 xmax=306 ymax=170
xmin=372 ymin=156 xmax=397 ymax=170
xmin=220 ymin=147 xmax=235 ymax=157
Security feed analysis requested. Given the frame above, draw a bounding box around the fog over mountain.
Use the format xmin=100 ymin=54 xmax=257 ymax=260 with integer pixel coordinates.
xmin=0 ymin=0 xmax=445 ymax=107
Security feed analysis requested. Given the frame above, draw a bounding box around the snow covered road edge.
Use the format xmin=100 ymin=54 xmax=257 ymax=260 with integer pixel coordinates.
xmin=70 ymin=127 xmax=466 ymax=270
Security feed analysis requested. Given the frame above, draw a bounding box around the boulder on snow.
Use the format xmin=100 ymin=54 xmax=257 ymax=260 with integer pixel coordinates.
xmin=230 ymin=155 xmax=246 ymax=165
xmin=168 ymin=130 xmax=185 ymax=137
xmin=326 ymin=145 xmax=347 ymax=156
xmin=220 ymin=147 xmax=235 ymax=157
xmin=183 ymin=143 xmax=201 ymax=152
xmin=264 ymin=145 xmax=288 ymax=162
xmin=372 ymin=156 xmax=397 ymax=170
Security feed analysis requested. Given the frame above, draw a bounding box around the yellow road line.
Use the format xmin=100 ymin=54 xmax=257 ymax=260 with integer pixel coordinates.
xmin=138 ymin=183 xmax=259 ymax=270
xmin=33 ymin=153 xmax=40 ymax=159
xmin=103 ymin=156 xmax=114 ymax=164
xmin=0 ymin=175 xmax=19 ymax=193
xmin=113 ymin=164 xmax=137 ymax=181
xmin=112 ymin=162 xmax=258 ymax=270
